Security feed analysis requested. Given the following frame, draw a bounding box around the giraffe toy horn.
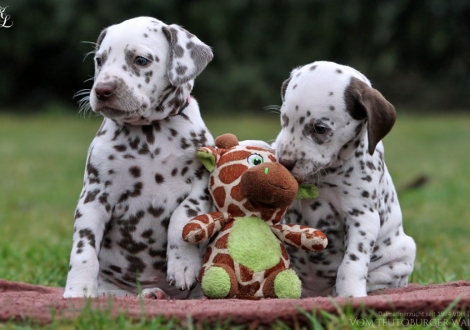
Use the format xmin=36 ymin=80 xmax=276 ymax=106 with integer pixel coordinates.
xmin=197 ymin=134 xmax=240 ymax=172
xmin=215 ymin=133 xmax=239 ymax=149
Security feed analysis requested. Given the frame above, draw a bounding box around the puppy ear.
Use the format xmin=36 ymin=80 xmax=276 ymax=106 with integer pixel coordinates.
xmin=281 ymin=67 xmax=302 ymax=102
xmin=345 ymin=77 xmax=396 ymax=155
xmin=162 ymin=24 xmax=213 ymax=86
xmin=280 ymin=77 xmax=291 ymax=102
xmin=95 ymin=28 xmax=107 ymax=51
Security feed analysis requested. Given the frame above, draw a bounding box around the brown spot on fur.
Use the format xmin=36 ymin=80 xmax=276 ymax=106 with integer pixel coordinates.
xmin=260 ymin=208 xmax=276 ymax=221
xmin=197 ymin=215 xmax=211 ymax=224
xmin=212 ymin=187 xmax=226 ymax=209
xmin=182 ymin=223 xmax=201 ymax=242
xmin=243 ymin=201 xmax=257 ymax=213
xmin=285 ymin=232 xmax=302 ymax=247
xmin=311 ymin=244 xmax=326 ymax=251
xmin=239 ymin=264 xmax=254 ymax=282
xmin=213 ymin=253 xmax=235 ymax=269
xmin=215 ymin=233 xmax=229 ymax=249
xmin=209 ymin=175 xmax=215 ymax=188
xmin=281 ymin=245 xmax=289 ymax=260
xmin=227 ymin=204 xmax=244 ymax=217
xmin=219 ymin=164 xmax=247 ymax=184
xmin=230 ymin=185 xmax=244 ymax=202
xmin=245 ymin=146 xmax=272 ymax=152
xmin=239 ymin=282 xmax=261 ymax=298
xmin=203 ymin=247 xmax=212 ymax=264
xmin=218 ymin=151 xmax=251 ymax=167
xmin=264 ymin=259 xmax=287 ymax=280
xmin=207 ymin=222 xmax=216 ymax=238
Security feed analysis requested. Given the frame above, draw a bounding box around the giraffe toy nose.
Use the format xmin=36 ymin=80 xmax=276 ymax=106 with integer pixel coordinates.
xmin=241 ymin=162 xmax=298 ymax=209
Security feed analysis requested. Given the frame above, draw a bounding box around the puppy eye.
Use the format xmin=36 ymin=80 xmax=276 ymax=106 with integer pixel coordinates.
xmin=134 ymin=56 xmax=150 ymax=66
xmin=247 ymin=154 xmax=264 ymax=166
xmin=313 ymin=125 xmax=329 ymax=135
xmin=95 ymin=57 xmax=103 ymax=67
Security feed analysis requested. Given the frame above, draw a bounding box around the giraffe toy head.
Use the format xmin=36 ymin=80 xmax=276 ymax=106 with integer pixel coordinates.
xmin=197 ymin=133 xmax=311 ymax=224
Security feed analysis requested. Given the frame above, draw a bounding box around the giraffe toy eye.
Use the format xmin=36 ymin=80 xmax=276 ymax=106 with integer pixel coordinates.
xmin=247 ymin=154 xmax=264 ymax=166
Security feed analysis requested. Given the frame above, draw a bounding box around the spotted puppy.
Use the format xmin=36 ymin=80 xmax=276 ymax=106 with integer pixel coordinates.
xmin=274 ymin=61 xmax=416 ymax=297
xmin=63 ymin=17 xmax=214 ymax=299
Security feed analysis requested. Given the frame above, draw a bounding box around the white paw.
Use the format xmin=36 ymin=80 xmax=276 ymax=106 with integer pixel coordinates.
xmin=166 ymin=244 xmax=202 ymax=291
xmin=139 ymin=288 xmax=169 ymax=299
xmin=334 ymin=285 xmax=367 ymax=297
xmin=63 ymin=282 xmax=98 ymax=298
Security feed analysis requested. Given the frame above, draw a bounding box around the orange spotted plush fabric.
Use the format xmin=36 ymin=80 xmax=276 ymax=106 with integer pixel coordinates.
xmin=182 ymin=134 xmax=328 ymax=299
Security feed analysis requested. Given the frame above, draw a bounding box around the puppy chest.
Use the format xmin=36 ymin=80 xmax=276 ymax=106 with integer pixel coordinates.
xmin=101 ymin=213 xmax=168 ymax=253
xmin=98 ymin=211 xmax=169 ymax=283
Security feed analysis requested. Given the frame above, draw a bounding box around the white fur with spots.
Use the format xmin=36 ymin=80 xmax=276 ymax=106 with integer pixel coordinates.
xmin=274 ymin=61 xmax=416 ymax=297
xmin=64 ymin=17 xmax=214 ymax=299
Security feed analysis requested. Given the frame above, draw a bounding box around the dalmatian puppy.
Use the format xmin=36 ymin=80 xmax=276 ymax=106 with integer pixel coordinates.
xmin=274 ymin=61 xmax=416 ymax=297
xmin=63 ymin=17 xmax=214 ymax=299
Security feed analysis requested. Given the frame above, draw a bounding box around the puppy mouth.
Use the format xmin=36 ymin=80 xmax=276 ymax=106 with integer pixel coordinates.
xmin=291 ymin=162 xmax=329 ymax=183
xmin=97 ymin=106 xmax=137 ymax=119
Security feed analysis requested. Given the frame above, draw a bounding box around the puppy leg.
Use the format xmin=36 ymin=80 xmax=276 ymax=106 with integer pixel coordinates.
xmin=367 ymin=235 xmax=416 ymax=292
xmin=335 ymin=211 xmax=380 ymax=297
xmin=64 ymin=199 xmax=107 ymax=298
xmin=166 ymin=168 xmax=212 ymax=291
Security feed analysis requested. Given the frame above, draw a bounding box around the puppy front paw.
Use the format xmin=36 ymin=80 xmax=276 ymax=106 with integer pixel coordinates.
xmin=334 ymin=284 xmax=367 ymax=297
xmin=63 ymin=282 xmax=98 ymax=298
xmin=139 ymin=288 xmax=170 ymax=299
xmin=166 ymin=245 xmax=202 ymax=291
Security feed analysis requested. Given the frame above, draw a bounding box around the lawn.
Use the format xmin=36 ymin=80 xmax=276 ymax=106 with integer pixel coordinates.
xmin=0 ymin=110 xmax=469 ymax=328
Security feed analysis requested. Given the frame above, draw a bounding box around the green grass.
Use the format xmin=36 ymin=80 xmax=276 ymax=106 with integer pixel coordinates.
xmin=0 ymin=110 xmax=469 ymax=328
xmin=383 ymin=113 xmax=470 ymax=284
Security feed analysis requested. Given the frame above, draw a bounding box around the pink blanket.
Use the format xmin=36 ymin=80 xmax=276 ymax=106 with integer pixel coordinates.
xmin=1 ymin=279 xmax=469 ymax=326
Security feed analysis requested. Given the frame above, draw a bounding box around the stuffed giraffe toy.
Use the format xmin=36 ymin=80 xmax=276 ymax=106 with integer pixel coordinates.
xmin=182 ymin=133 xmax=328 ymax=299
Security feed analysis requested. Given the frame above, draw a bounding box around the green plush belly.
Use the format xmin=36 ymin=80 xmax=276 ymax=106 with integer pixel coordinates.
xmin=227 ymin=217 xmax=281 ymax=272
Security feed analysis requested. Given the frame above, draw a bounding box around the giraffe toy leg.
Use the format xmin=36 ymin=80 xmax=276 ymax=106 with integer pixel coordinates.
xmin=263 ymin=269 xmax=302 ymax=299
xmin=201 ymin=264 xmax=238 ymax=298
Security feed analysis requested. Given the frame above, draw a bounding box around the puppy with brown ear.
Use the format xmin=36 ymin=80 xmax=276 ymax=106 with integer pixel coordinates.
xmin=274 ymin=61 xmax=416 ymax=297
xmin=64 ymin=17 xmax=214 ymax=299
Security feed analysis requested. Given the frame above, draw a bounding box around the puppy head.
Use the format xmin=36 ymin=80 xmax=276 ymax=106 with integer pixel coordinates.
xmin=275 ymin=61 xmax=395 ymax=181
xmin=88 ymin=16 xmax=213 ymax=125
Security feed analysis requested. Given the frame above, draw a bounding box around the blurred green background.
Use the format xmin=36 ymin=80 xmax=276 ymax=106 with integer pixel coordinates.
xmin=0 ymin=0 xmax=469 ymax=113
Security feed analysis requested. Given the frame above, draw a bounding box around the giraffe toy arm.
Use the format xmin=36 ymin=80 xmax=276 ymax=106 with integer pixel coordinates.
xmin=182 ymin=212 xmax=233 ymax=244
xmin=271 ymin=224 xmax=328 ymax=251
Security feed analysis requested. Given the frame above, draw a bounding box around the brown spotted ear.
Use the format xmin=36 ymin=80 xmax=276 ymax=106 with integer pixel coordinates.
xmin=162 ymin=24 xmax=213 ymax=86
xmin=280 ymin=77 xmax=291 ymax=102
xmin=215 ymin=133 xmax=239 ymax=149
xmin=95 ymin=28 xmax=107 ymax=51
xmin=281 ymin=67 xmax=301 ymax=102
xmin=345 ymin=77 xmax=396 ymax=155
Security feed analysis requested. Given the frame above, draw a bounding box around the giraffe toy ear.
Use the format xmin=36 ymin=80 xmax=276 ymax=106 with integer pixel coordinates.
xmin=196 ymin=146 xmax=218 ymax=172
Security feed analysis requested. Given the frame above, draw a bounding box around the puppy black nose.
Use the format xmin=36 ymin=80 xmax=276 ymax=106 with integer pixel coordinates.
xmin=95 ymin=82 xmax=116 ymax=101
xmin=279 ymin=159 xmax=297 ymax=171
